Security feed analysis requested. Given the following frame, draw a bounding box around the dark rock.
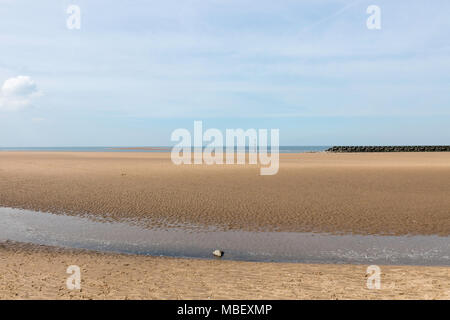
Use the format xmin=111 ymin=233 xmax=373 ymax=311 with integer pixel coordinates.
xmin=326 ymin=146 xmax=450 ymax=153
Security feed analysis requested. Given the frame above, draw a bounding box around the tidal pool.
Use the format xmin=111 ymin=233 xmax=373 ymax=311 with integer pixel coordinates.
xmin=0 ymin=207 xmax=448 ymax=266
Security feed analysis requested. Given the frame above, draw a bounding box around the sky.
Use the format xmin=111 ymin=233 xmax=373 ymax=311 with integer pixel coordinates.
xmin=0 ymin=0 xmax=449 ymax=146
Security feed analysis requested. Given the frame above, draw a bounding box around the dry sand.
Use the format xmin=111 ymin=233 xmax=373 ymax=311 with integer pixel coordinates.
xmin=0 ymin=151 xmax=449 ymax=235
xmin=0 ymin=242 xmax=448 ymax=300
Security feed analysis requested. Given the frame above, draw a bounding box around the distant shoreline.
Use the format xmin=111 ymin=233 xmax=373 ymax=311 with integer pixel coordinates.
xmin=107 ymin=147 xmax=171 ymax=151
xmin=1 ymin=145 xmax=450 ymax=153
xmin=0 ymin=146 xmax=330 ymax=153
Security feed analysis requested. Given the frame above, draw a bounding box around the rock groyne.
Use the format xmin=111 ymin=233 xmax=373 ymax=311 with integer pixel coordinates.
xmin=326 ymin=146 xmax=450 ymax=153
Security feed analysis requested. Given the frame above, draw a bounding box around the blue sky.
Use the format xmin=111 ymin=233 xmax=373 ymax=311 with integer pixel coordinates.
xmin=0 ymin=0 xmax=449 ymax=146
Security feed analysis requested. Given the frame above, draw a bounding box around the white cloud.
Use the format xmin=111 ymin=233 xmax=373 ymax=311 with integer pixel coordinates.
xmin=0 ymin=76 xmax=41 ymax=111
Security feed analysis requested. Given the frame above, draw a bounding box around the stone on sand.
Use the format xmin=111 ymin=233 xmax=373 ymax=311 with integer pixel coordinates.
xmin=213 ymin=250 xmax=223 ymax=257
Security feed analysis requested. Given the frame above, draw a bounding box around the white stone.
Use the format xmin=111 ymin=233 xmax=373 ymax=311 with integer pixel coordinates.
xmin=212 ymin=249 xmax=223 ymax=257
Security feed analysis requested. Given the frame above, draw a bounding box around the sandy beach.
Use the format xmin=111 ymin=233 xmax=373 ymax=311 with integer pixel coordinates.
xmin=0 ymin=152 xmax=449 ymax=235
xmin=1 ymin=0 xmax=449 ymax=303
xmin=1 ymin=242 xmax=449 ymax=300
xmin=0 ymin=151 xmax=449 ymax=299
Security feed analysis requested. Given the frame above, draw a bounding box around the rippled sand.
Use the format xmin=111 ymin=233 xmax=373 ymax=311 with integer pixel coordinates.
xmin=0 ymin=151 xmax=449 ymax=235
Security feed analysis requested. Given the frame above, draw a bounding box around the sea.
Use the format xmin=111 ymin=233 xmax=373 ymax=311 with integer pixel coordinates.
xmin=0 ymin=146 xmax=330 ymax=153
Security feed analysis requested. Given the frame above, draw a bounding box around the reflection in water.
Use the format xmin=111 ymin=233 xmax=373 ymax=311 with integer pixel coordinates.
xmin=0 ymin=207 xmax=448 ymax=265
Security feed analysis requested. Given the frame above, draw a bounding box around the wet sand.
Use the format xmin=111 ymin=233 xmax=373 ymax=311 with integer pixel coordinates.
xmin=0 ymin=152 xmax=449 ymax=235
xmin=0 ymin=242 xmax=448 ymax=300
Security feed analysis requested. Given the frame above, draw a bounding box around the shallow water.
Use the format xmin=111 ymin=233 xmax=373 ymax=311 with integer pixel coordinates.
xmin=0 ymin=207 xmax=448 ymax=266
xmin=0 ymin=146 xmax=329 ymax=153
